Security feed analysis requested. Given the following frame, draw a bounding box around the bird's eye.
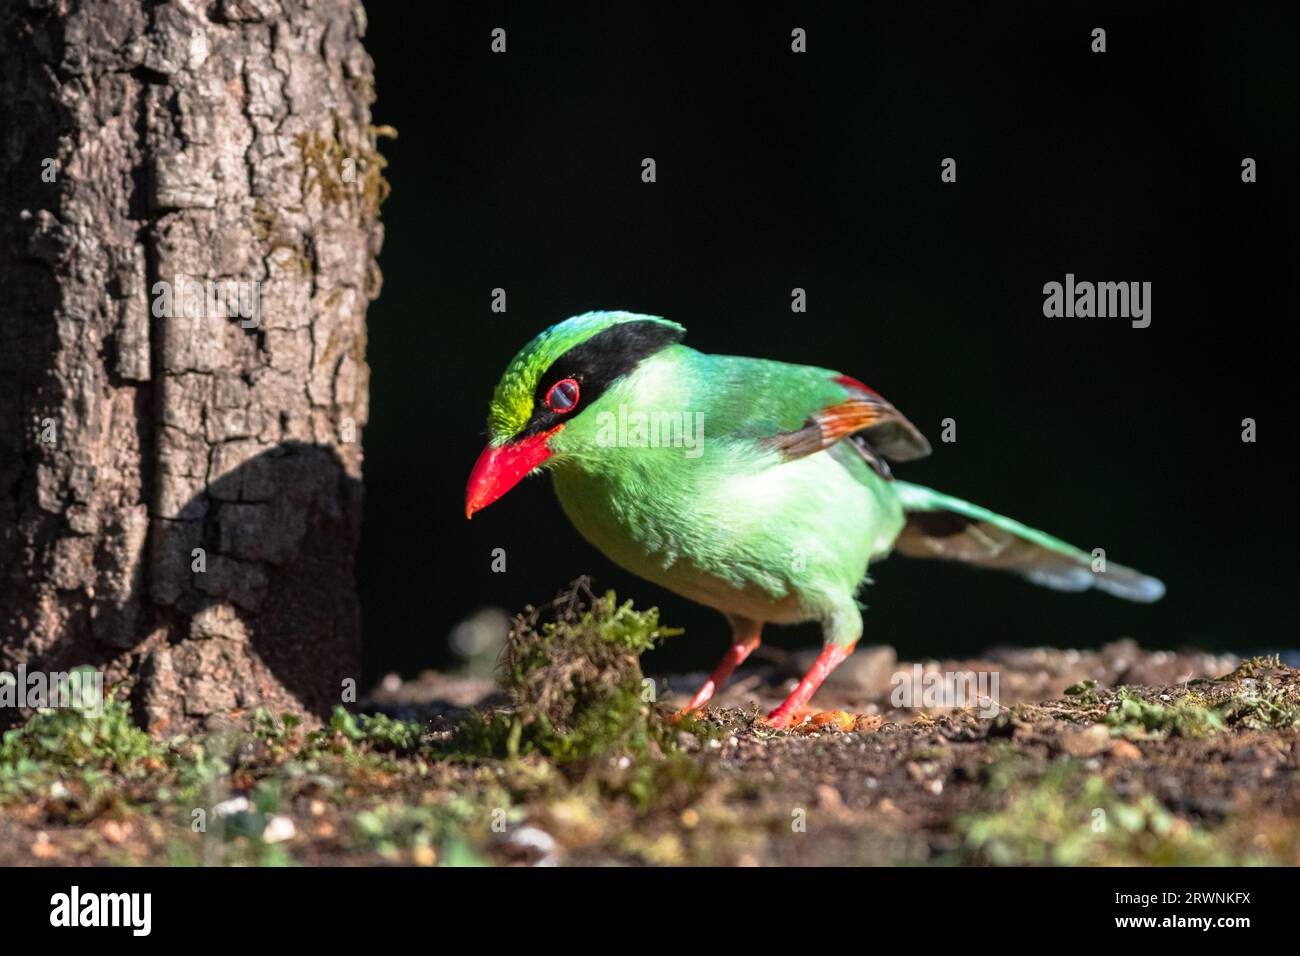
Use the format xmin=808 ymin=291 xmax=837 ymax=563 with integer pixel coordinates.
xmin=545 ymin=377 xmax=580 ymax=414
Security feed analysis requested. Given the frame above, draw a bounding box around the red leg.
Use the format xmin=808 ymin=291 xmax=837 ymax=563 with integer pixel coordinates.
xmin=765 ymin=641 xmax=856 ymax=728
xmin=677 ymin=617 xmax=762 ymax=715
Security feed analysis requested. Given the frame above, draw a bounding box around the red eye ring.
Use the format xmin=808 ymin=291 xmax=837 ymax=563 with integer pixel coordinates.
xmin=545 ymin=377 xmax=580 ymax=414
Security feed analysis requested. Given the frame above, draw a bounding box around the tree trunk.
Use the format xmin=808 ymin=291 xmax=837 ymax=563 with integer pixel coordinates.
xmin=0 ymin=0 xmax=386 ymax=731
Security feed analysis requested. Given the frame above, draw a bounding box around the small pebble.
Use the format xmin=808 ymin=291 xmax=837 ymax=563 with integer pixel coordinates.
xmin=212 ymin=796 xmax=250 ymax=818
xmin=506 ymin=826 xmax=558 ymax=866
xmin=262 ymin=815 xmax=296 ymax=844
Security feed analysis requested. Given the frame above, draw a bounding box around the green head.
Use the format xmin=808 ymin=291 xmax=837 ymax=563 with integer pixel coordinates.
xmin=467 ymin=311 xmax=685 ymax=516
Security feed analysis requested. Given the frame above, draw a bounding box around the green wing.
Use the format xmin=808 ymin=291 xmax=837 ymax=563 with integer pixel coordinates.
xmin=690 ymin=351 xmax=930 ymax=470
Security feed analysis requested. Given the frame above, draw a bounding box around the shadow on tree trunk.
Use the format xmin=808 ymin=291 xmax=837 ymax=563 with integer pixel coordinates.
xmin=136 ymin=441 xmax=364 ymax=732
xmin=1 ymin=443 xmax=363 ymax=734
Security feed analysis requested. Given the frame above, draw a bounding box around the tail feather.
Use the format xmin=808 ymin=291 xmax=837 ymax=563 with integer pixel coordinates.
xmin=891 ymin=481 xmax=1165 ymax=603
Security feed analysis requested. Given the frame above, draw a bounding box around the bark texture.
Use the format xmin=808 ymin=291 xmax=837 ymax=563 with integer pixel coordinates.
xmin=0 ymin=0 xmax=387 ymax=730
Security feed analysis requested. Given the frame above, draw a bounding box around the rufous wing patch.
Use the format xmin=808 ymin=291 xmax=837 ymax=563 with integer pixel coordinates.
xmin=767 ymin=378 xmax=931 ymax=466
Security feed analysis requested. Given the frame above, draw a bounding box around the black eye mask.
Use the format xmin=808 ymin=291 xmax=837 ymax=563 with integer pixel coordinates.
xmin=520 ymin=320 xmax=684 ymax=438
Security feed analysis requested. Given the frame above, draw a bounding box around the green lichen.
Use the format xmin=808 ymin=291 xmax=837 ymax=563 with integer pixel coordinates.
xmin=1226 ymin=654 xmax=1284 ymax=680
xmin=1100 ymin=677 xmax=1300 ymax=739
xmin=1217 ymin=681 xmax=1300 ymax=730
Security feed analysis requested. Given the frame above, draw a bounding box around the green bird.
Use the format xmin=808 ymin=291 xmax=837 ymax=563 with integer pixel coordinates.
xmin=466 ymin=311 xmax=1164 ymax=727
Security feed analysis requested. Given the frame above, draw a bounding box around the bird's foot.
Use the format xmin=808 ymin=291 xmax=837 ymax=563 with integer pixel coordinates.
xmin=763 ymin=642 xmax=856 ymax=729
xmin=760 ymin=707 xmax=808 ymax=730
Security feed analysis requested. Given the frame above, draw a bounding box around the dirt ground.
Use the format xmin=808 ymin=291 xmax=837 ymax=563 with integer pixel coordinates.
xmin=371 ymin=640 xmax=1300 ymax=865
xmin=3 ymin=631 xmax=1297 ymax=867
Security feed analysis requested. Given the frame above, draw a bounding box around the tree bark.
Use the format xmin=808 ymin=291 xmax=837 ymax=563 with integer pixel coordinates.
xmin=0 ymin=0 xmax=386 ymax=731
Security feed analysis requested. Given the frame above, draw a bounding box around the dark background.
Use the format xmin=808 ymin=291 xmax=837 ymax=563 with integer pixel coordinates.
xmin=358 ymin=2 xmax=1297 ymax=683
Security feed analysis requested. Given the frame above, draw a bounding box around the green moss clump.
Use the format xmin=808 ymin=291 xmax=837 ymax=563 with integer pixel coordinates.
xmin=957 ymin=764 xmax=1246 ymax=866
xmin=1061 ymin=678 xmax=1102 ymax=709
xmin=501 ymin=580 xmax=678 ymax=731
xmin=455 ymin=579 xmax=682 ymax=759
xmin=1103 ymin=688 xmax=1225 ymax=739
xmin=448 ymin=579 xmax=706 ymax=808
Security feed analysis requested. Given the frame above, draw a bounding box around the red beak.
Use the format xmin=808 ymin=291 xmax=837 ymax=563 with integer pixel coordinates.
xmin=465 ymin=426 xmax=560 ymax=519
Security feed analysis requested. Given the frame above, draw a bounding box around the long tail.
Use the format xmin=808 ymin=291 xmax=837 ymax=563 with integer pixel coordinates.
xmin=891 ymin=481 xmax=1165 ymax=603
